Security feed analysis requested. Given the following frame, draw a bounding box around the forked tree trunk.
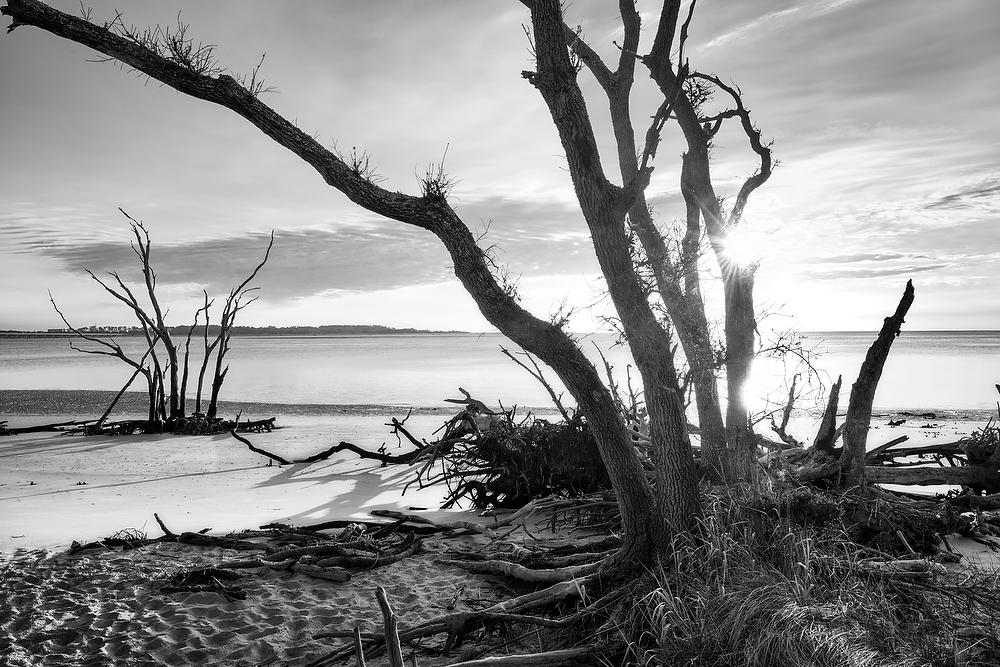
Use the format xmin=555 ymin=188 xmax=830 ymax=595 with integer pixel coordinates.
xmin=600 ymin=38 xmax=727 ymax=475
xmin=640 ymin=16 xmax=773 ymax=483
xmin=526 ymin=0 xmax=701 ymax=548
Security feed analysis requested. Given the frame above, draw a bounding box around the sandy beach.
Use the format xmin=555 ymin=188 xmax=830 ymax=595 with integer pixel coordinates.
xmin=0 ymin=414 xmax=476 ymax=553
xmin=1 ymin=414 xmax=526 ymax=666
xmin=2 ymin=407 xmax=998 ymax=665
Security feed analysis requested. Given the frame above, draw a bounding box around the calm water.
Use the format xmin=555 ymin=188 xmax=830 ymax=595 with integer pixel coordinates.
xmin=1 ymin=331 xmax=998 ymax=413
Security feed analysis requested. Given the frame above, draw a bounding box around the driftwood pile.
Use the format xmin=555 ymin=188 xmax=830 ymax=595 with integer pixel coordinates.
xmin=62 ymin=492 xmax=999 ymax=667
xmin=231 ymin=391 xmax=610 ymax=511
xmin=419 ymin=406 xmax=609 ymax=510
xmin=65 ymin=509 xmax=603 ymax=666
xmin=764 ymin=404 xmax=1000 ymax=496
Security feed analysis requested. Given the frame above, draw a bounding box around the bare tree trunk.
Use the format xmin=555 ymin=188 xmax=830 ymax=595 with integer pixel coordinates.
xmin=205 ymin=236 xmax=272 ymax=421
xmin=179 ymin=316 xmax=199 ymax=416
xmin=155 ymin=363 xmax=168 ymax=423
xmin=813 ymin=375 xmax=843 ymax=453
xmin=722 ymin=267 xmax=757 ymax=482
xmin=841 ymin=280 xmax=915 ymax=485
xmin=206 ymin=355 xmax=228 ymax=419
xmin=678 ymin=154 xmax=727 ymax=473
xmin=94 ymin=367 xmax=142 ymax=430
xmin=206 ymin=304 xmax=233 ymax=421
xmin=179 ymin=325 xmax=194 ymax=417
xmin=180 ymin=296 xmax=213 ymax=417
xmin=122 ymin=213 xmax=182 ymax=420
xmin=145 ymin=369 xmax=157 ymax=426
xmin=94 ymin=336 xmax=161 ymax=430
xmin=866 ymin=463 xmax=1000 ymax=490
xmin=196 ymin=302 xmax=219 ymax=414
xmin=48 ymin=293 xmax=161 ymax=432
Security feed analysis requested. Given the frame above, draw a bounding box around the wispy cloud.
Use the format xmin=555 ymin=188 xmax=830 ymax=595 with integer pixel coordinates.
xmin=925 ymin=180 xmax=1000 ymax=210
xmin=814 ymin=252 xmax=930 ymax=264
xmin=1 ymin=224 xmax=450 ymax=299
xmin=0 ymin=193 xmax=604 ymax=305
xmin=809 ymin=263 xmax=949 ymax=281
xmin=703 ymin=7 xmax=802 ymax=50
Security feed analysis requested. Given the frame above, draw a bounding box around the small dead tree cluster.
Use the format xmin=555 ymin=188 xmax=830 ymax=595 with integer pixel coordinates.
xmin=49 ymin=210 xmax=273 ymax=433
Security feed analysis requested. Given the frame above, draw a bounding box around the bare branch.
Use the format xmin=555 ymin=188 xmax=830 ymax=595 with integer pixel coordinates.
xmin=500 ymin=346 xmax=572 ymax=422
xmin=49 ymin=291 xmax=159 ymax=372
xmin=689 ymin=72 xmax=773 ymax=227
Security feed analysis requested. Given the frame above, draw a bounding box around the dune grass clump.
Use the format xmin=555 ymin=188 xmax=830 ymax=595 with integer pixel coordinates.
xmin=620 ymin=485 xmax=1000 ymax=667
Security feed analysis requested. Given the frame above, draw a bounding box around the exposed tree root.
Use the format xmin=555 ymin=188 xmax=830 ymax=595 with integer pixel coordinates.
xmin=445 ymin=647 xmax=593 ymax=666
xmin=437 ymin=558 xmax=599 ymax=583
xmin=371 ymin=509 xmax=498 ymax=538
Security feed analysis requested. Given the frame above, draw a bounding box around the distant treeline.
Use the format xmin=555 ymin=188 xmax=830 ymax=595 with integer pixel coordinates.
xmin=2 ymin=324 xmax=465 ymax=337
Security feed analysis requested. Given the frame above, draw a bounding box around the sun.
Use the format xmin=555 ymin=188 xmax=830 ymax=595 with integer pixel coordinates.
xmin=718 ymin=225 xmax=769 ymax=271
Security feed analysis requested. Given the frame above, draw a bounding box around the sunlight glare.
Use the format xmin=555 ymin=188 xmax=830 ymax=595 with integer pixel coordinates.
xmin=719 ymin=225 xmax=769 ymax=270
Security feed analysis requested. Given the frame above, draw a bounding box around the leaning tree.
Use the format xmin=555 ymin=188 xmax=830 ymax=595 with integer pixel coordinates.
xmin=3 ymin=0 xmax=797 ymax=564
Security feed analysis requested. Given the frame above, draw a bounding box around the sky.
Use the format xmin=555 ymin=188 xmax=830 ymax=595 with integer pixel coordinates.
xmin=1 ymin=0 xmax=998 ymax=333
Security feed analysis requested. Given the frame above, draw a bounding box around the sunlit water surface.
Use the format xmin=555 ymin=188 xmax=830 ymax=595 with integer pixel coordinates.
xmin=1 ymin=331 xmax=998 ymax=414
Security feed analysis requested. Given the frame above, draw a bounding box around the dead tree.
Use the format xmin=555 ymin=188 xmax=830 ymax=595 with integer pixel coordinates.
xmin=840 ymin=279 xmax=916 ymax=485
xmin=46 ymin=212 xmax=271 ymax=431
xmin=812 ymin=375 xmax=843 ymax=454
xmin=776 ymin=282 xmax=928 ymax=487
xmin=205 ymin=233 xmax=273 ymax=420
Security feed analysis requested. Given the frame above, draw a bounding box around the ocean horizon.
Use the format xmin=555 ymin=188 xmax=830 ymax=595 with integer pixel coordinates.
xmin=2 ymin=330 xmax=998 ymax=416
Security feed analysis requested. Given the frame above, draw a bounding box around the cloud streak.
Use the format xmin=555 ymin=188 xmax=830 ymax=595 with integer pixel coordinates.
xmin=0 ymin=194 xmax=603 ymax=305
xmin=809 ymin=263 xmax=949 ymax=281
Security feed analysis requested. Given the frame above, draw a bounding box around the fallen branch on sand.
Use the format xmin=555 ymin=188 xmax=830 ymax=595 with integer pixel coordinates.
xmin=229 ymin=429 xmax=355 ymax=465
xmin=1 ymin=415 xmax=279 ymax=437
xmin=0 ymin=419 xmax=97 ymax=436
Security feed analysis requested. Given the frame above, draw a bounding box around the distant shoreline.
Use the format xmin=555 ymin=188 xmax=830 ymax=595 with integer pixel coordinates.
xmin=4 ymin=328 xmax=998 ymax=338
xmin=0 ymin=325 xmax=471 ymax=338
xmin=0 ymin=388 xmax=992 ymax=423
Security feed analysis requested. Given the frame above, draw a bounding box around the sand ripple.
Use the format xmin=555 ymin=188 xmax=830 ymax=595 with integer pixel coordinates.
xmin=1 ymin=541 xmax=500 ymax=666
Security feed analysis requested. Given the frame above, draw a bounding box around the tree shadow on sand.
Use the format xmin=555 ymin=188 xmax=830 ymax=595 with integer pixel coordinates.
xmin=251 ymin=455 xmax=452 ymax=528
